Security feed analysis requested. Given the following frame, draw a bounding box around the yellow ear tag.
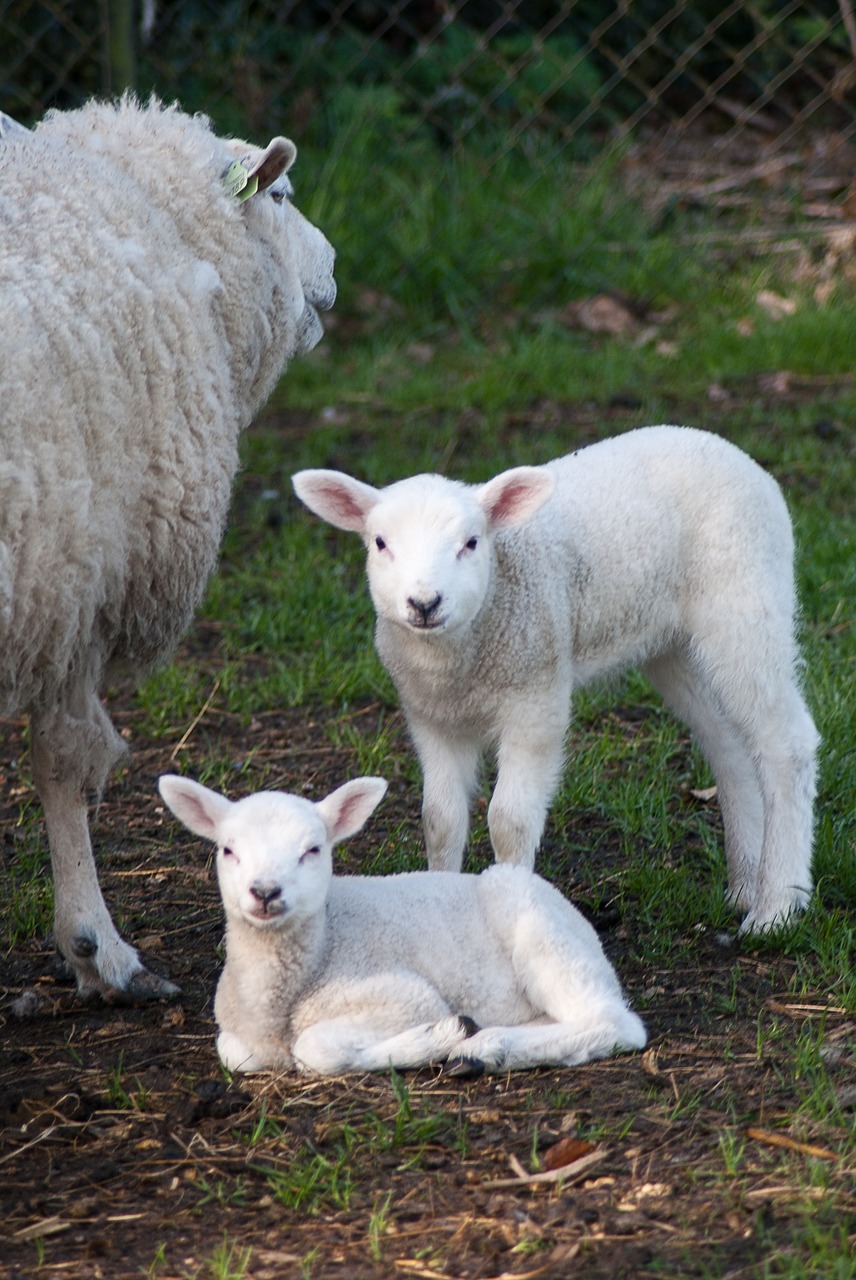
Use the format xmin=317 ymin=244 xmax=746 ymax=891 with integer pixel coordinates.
xmin=224 ymin=160 xmax=260 ymax=202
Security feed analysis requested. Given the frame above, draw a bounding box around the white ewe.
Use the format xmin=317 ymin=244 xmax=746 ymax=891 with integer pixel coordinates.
xmin=293 ymin=426 xmax=819 ymax=934
xmin=158 ymin=772 xmax=645 ymax=1074
xmin=1 ymin=96 xmax=335 ymax=999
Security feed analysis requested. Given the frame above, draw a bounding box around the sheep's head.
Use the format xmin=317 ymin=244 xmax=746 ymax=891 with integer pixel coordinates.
xmin=158 ymin=775 xmax=387 ymax=930
xmin=292 ymin=467 xmax=555 ymax=636
xmin=223 ymin=133 xmax=337 ymax=359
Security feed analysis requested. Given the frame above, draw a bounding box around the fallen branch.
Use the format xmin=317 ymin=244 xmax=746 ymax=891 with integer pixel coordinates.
xmin=745 ymin=1128 xmax=840 ymax=1162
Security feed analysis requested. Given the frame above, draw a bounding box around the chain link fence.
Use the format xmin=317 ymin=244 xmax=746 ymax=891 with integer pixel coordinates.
xmin=3 ymin=2 xmax=856 ymax=275
xmin=4 ymin=3 xmax=856 ymax=150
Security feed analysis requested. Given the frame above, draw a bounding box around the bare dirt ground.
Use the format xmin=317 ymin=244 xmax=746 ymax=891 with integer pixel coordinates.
xmin=2 ymin=688 xmax=853 ymax=1280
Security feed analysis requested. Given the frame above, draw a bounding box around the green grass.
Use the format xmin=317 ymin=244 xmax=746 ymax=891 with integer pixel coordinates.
xmin=245 ymin=1074 xmax=467 ymax=1216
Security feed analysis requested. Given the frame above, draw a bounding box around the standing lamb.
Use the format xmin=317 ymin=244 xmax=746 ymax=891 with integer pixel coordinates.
xmin=158 ymin=772 xmax=646 ymax=1074
xmin=1 ymin=96 xmax=336 ymax=1000
xmin=293 ymin=426 xmax=819 ymax=934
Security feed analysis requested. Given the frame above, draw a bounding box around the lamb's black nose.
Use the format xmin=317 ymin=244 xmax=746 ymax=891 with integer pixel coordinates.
xmin=408 ymin=593 xmax=442 ymax=624
xmin=249 ymin=883 xmax=282 ymax=909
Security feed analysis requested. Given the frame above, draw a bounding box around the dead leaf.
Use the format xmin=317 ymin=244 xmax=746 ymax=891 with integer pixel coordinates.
xmin=561 ymin=293 xmax=639 ymax=336
xmin=617 ymin=1182 xmax=672 ymax=1210
xmin=689 ymin=785 xmax=718 ymax=803
xmin=641 ymin=1047 xmax=660 ymax=1076
xmin=756 ymin=290 xmax=797 ymax=320
xmin=542 ymin=1136 xmax=596 ymax=1172
xmin=758 ymin=371 xmax=792 ymax=395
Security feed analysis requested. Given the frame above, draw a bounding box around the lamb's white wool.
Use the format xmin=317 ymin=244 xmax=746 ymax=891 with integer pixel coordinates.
xmin=1 ymin=96 xmax=336 ymax=999
xmin=158 ymin=773 xmax=645 ymax=1074
xmin=293 ymin=426 xmax=819 ymax=933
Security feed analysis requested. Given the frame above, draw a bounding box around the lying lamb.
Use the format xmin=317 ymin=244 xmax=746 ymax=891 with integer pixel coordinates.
xmin=1 ymin=96 xmax=335 ymax=999
xmin=158 ymin=772 xmax=646 ymax=1074
xmin=293 ymin=425 xmax=819 ymax=934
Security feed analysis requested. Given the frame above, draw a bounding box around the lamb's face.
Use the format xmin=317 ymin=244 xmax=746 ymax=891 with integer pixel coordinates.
xmin=214 ymin=793 xmax=333 ymax=930
xmin=364 ymin=479 xmax=493 ymax=636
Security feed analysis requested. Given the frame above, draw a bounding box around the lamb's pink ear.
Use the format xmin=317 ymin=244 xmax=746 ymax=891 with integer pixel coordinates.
xmin=247 ymin=136 xmax=297 ymax=190
xmin=158 ymin=775 xmax=232 ymax=843
xmin=292 ymin=470 xmax=381 ymax=533
xmin=477 ymin=466 xmax=555 ymax=530
xmin=315 ymin=778 xmax=388 ymax=844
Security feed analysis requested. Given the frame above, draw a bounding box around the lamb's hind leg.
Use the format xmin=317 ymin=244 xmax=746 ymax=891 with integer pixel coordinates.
xmin=739 ymin=682 xmax=818 ymax=932
xmin=448 ymin=896 xmax=645 ymax=1073
xmin=644 ymin=648 xmax=818 ymax=931
xmin=643 ymin=652 xmax=766 ymax=914
xmin=30 ymin=691 xmax=178 ymax=1000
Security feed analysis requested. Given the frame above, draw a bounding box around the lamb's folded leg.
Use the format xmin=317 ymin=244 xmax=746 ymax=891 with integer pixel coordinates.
xmin=30 ymin=695 xmax=178 ymax=1000
xmin=293 ymin=1014 xmax=476 ymax=1074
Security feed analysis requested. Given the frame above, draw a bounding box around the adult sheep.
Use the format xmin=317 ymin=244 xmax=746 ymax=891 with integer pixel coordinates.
xmin=293 ymin=426 xmax=819 ymax=934
xmin=1 ymin=96 xmax=335 ymax=1000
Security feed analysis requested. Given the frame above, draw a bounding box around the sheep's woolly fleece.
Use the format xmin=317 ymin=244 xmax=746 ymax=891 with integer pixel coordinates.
xmin=0 ymin=95 xmax=335 ymax=998
xmin=0 ymin=96 xmax=333 ymax=711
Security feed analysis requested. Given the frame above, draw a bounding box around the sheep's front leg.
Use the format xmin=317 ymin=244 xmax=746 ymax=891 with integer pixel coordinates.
xmin=488 ymin=696 xmax=570 ymax=868
xmin=30 ymin=697 xmax=178 ymax=1000
xmin=409 ymin=718 xmax=480 ymax=872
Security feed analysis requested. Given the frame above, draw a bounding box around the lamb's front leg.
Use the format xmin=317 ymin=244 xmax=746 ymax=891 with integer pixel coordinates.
xmin=30 ymin=697 xmax=178 ymax=1000
xmin=293 ymin=1014 xmax=475 ymax=1074
xmin=488 ymin=696 xmax=569 ymax=867
xmin=409 ymin=718 xmax=480 ymax=872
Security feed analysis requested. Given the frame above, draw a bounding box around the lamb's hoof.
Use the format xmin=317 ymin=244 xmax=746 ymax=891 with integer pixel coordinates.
xmin=443 ymin=1056 xmax=485 ymax=1079
xmin=104 ymin=967 xmax=181 ymax=1004
xmin=458 ymin=1015 xmax=480 ymax=1038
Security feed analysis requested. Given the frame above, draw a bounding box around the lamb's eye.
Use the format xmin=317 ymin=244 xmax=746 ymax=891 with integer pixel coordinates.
xmin=465 ymin=536 xmax=478 ymax=551
xmin=222 ymin=846 xmax=234 ymax=859
xmin=270 ymin=190 xmax=285 ymax=204
xmin=300 ymin=846 xmax=321 ymax=864
xmin=374 ymin=535 xmax=386 ymax=551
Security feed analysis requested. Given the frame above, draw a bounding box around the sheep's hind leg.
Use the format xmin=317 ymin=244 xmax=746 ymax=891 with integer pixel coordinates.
xmin=30 ymin=696 xmax=179 ymax=1001
xmin=737 ymin=682 xmax=818 ymax=933
xmin=447 ymin=1016 xmax=645 ymax=1073
xmin=644 ymin=649 xmax=818 ymax=931
xmin=643 ymin=652 xmax=765 ymax=914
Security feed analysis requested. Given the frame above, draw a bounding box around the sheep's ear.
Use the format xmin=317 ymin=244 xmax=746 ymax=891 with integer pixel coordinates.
xmin=292 ymin=470 xmax=381 ymax=533
xmin=246 ymin=136 xmax=297 ymax=191
xmin=0 ymin=111 xmax=29 ymax=141
xmin=158 ymin=775 xmax=232 ymax=843
xmin=315 ymin=777 xmax=388 ymax=844
xmin=477 ymin=466 xmax=555 ymax=530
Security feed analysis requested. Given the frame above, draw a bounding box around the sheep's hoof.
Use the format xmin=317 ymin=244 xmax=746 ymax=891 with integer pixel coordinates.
xmin=443 ymin=1056 xmax=485 ymax=1079
xmin=103 ymin=967 xmax=181 ymax=1004
xmin=457 ymin=1015 xmax=480 ymax=1038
